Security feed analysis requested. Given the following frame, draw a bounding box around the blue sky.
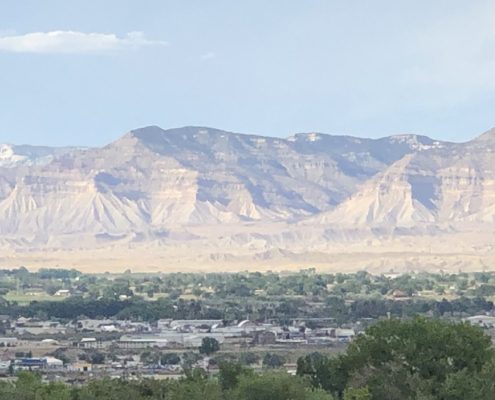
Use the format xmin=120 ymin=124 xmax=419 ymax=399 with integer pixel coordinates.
xmin=1 ymin=0 xmax=495 ymax=146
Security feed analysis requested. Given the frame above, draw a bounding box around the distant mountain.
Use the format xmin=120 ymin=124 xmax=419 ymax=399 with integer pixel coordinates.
xmin=0 ymin=126 xmax=493 ymax=272
xmin=0 ymin=144 xmax=80 ymax=168
xmin=312 ymin=129 xmax=495 ymax=229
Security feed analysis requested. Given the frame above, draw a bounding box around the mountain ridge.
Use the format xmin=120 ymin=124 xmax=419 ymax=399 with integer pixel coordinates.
xmin=0 ymin=125 xmax=493 ymax=272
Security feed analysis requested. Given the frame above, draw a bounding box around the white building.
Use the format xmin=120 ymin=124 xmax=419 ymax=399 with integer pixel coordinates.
xmin=45 ymin=356 xmax=64 ymax=368
xmin=119 ymin=333 xmax=225 ymax=349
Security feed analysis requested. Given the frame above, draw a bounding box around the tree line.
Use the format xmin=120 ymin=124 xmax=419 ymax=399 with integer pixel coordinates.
xmin=0 ymin=295 xmax=492 ymax=324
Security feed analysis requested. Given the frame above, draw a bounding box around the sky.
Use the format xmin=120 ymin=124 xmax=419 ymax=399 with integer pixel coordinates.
xmin=1 ymin=1 xmax=495 ymax=146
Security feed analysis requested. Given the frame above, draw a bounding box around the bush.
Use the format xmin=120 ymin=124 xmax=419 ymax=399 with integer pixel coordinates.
xmin=262 ymin=353 xmax=285 ymax=369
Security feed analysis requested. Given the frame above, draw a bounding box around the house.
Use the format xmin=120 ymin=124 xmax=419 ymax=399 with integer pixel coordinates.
xmin=391 ymin=289 xmax=410 ymax=298
xmin=14 ymin=358 xmax=47 ymax=370
xmin=466 ymin=315 xmax=495 ymax=328
xmin=70 ymin=362 xmax=92 ymax=372
xmin=15 ymin=317 xmax=29 ymax=326
xmin=14 ymin=320 xmax=67 ymax=336
xmin=284 ymin=363 xmax=298 ymax=375
xmin=118 ymin=332 xmax=225 ymax=349
xmin=77 ymin=319 xmax=116 ymax=332
xmin=157 ymin=319 xmax=173 ymax=331
xmin=24 ymin=288 xmax=45 ymax=296
xmin=79 ymin=338 xmax=103 ymax=349
xmin=0 ymin=337 xmax=18 ymax=347
xmin=14 ymin=357 xmax=63 ymax=371
xmin=100 ymin=324 xmax=119 ymax=332
xmin=169 ymin=320 xmax=223 ymax=331
xmin=211 ymin=320 xmax=269 ymax=339
xmin=119 ymin=335 xmax=170 ymax=349
xmin=41 ymin=338 xmax=59 ymax=345
xmin=0 ymin=361 xmax=11 ymax=375
xmin=308 ymin=336 xmax=334 ymax=345
xmin=237 ymin=320 xmax=258 ymax=330
xmin=54 ymin=289 xmax=71 ymax=297
xmin=276 ymin=338 xmax=308 ymax=345
xmin=126 ymin=322 xmax=152 ymax=333
xmin=254 ymin=330 xmax=277 ymax=345
xmin=44 ymin=356 xmax=64 ymax=368
xmin=331 ymin=328 xmax=355 ymax=342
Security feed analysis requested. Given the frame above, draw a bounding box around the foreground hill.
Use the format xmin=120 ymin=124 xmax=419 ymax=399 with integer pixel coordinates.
xmin=0 ymin=126 xmax=493 ymax=272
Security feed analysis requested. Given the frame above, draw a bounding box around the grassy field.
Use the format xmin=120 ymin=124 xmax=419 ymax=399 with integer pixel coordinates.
xmin=4 ymin=291 xmax=66 ymax=305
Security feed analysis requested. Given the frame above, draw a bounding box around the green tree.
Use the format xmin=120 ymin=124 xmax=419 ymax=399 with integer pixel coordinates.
xmin=181 ymin=352 xmax=202 ymax=370
xmin=36 ymin=382 xmax=72 ymax=400
xmin=140 ymin=350 xmax=160 ymax=365
xmin=239 ymin=352 xmax=260 ymax=365
xmin=161 ymin=352 xmax=181 ymax=365
xmin=233 ymin=372 xmax=333 ymax=400
xmin=12 ymin=372 xmax=42 ymax=400
xmin=74 ymin=378 xmax=145 ymax=400
xmin=218 ymin=362 xmax=252 ymax=391
xmin=307 ymin=389 xmax=336 ymax=400
xmin=263 ymin=353 xmax=285 ymax=369
xmin=171 ymin=369 xmax=222 ymax=400
xmin=90 ymin=351 xmax=106 ymax=365
xmin=199 ymin=337 xmax=220 ymax=356
xmin=297 ymin=352 xmax=348 ymax=394
xmin=298 ymin=318 xmax=495 ymax=399
xmin=343 ymin=387 xmax=371 ymax=400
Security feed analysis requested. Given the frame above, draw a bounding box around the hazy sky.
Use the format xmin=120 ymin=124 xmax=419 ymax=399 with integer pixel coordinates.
xmin=1 ymin=0 xmax=495 ymax=146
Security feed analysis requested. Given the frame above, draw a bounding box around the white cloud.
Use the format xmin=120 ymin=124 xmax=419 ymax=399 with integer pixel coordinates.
xmin=0 ymin=31 xmax=167 ymax=54
xmin=200 ymin=51 xmax=216 ymax=60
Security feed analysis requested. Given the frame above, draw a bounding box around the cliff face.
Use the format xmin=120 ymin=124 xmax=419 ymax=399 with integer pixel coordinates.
xmin=0 ymin=125 xmax=493 ymax=272
xmin=315 ymin=130 xmax=495 ymax=229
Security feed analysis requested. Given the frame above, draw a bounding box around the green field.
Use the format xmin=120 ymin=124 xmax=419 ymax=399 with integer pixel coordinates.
xmin=4 ymin=291 xmax=66 ymax=305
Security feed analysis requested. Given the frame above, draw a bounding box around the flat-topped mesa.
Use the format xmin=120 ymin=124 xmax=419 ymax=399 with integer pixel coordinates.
xmin=127 ymin=125 xmax=443 ymax=149
xmin=122 ymin=126 xmax=263 ymax=160
xmin=128 ymin=125 xmax=248 ymax=146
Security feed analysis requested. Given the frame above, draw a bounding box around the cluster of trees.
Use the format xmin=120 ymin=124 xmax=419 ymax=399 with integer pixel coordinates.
xmin=2 ymin=318 xmax=495 ymax=399
xmin=297 ymin=318 xmax=495 ymax=399
xmin=3 ymin=269 xmax=495 ymax=324
xmin=0 ymin=268 xmax=81 ymax=297
xmin=0 ymin=294 xmax=492 ymax=326
xmin=5 ymin=268 xmax=495 ymax=302
xmin=0 ymin=369 xmax=333 ymax=400
xmin=325 ymin=296 xmax=494 ymax=323
xmin=0 ymin=297 xmax=224 ymax=321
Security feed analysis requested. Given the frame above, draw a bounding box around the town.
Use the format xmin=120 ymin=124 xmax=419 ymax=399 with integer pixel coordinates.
xmin=0 ymin=315 xmax=355 ymax=382
xmin=0 ymin=268 xmax=495 ymax=384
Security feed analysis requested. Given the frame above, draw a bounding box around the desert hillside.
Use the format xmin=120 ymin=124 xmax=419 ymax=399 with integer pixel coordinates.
xmin=1 ymin=126 xmax=494 ymax=272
